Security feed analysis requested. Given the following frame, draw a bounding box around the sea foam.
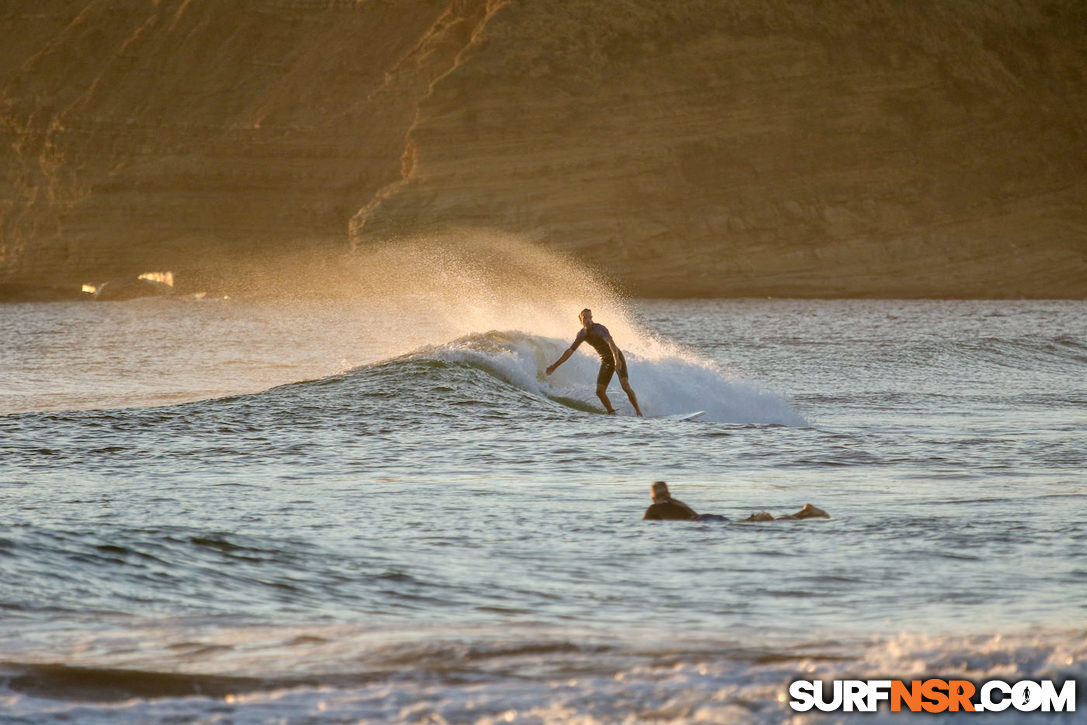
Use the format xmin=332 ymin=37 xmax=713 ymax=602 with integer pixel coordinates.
xmin=423 ymin=330 xmax=806 ymax=425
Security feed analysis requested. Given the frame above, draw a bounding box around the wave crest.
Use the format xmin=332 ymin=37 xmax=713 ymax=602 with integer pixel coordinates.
xmin=394 ymin=330 xmax=805 ymax=425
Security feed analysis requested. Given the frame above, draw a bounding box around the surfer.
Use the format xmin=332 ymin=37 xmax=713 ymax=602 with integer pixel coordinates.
xmin=643 ymin=481 xmax=829 ymax=522
xmin=546 ymin=308 xmax=643 ymax=416
xmin=643 ymin=481 xmax=701 ymax=520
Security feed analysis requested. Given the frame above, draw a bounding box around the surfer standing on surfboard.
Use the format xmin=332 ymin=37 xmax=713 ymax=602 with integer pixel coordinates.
xmin=546 ymin=308 xmax=643 ymax=416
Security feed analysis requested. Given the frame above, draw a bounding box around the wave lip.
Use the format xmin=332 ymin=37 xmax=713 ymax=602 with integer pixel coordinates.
xmin=404 ymin=330 xmax=806 ymax=425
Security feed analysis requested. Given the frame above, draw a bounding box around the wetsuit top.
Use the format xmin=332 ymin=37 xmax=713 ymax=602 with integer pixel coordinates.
xmin=643 ymin=498 xmax=700 ymax=521
xmin=570 ymin=323 xmax=615 ymax=363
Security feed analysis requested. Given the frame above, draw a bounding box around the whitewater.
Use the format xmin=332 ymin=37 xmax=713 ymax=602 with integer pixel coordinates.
xmin=0 ymin=249 xmax=1084 ymax=723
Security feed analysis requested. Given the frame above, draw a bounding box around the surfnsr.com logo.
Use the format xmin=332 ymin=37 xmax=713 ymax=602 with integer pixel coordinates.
xmin=788 ymin=679 xmax=1076 ymax=713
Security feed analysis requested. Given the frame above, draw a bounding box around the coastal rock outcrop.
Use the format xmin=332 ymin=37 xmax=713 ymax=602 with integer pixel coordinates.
xmin=2 ymin=0 xmax=1085 ymax=298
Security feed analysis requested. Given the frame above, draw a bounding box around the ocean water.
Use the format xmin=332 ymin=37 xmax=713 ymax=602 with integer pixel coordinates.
xmin=1 ymin=292 xmax=1085 ymax=724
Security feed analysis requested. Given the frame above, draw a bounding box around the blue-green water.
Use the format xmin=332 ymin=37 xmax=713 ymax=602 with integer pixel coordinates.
xmin=1 ymin=297 xmax=1084 ymax=723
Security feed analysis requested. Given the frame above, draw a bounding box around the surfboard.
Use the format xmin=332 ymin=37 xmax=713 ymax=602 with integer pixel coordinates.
xmin=663 ymin=410 xmax=706 ymax=422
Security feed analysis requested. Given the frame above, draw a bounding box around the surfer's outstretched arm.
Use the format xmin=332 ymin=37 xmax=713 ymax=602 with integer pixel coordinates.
xmin=546 ymin=348 xmax=574 ymax=375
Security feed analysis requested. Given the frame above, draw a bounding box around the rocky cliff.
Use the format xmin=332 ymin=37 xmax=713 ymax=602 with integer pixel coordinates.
xmin=2 ymin=0 xmax=1085 ymax=298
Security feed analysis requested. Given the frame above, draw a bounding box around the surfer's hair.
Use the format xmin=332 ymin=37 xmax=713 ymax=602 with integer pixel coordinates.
xmin=579 ymin=308 xmax=592 ymax=320
xmin=651 ymin=481 xmax=670 ymax=498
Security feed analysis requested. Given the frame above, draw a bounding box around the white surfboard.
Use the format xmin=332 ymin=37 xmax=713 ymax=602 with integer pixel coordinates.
xmin=662 ymin=410 xmax=706 ymax=422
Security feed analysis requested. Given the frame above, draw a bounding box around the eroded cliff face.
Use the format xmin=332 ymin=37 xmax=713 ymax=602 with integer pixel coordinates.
xmin=0 ymin=0 xmax=497 ymax=293
xmin=2 ymin=0 xmax=1086 ymax=298
xmin=351 ymin=0 xmax=1087 ymax=297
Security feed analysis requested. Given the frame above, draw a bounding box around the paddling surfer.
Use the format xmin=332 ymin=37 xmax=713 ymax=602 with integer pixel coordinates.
xmin=642 ymin=481 xmax=701 ymax=520
xmin=546 ymin=308 xmax=643 ymax=416
xmin=643 ymin=481 xmax=830 ymax=522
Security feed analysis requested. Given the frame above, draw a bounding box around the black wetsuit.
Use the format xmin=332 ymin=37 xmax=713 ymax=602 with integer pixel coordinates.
xmin=570 ymin=323 xmax=628 ymax=386
xmin=643 ymin=498 xmax=699 ymax=521
xmin=643 ymin=499 xmax=727 ymax=522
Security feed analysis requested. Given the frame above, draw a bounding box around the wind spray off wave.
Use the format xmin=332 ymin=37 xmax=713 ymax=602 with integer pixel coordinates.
xmin=0 ymin=231 xmax=803 ymax=423
xmin=336 ymin=232 xmax=804 ymax=424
